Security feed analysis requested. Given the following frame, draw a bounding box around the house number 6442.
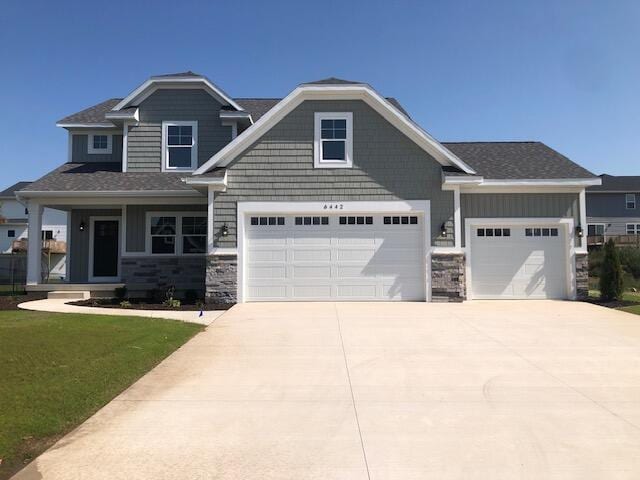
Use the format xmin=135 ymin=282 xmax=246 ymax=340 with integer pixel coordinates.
xmin=323 ymin=204 xmax=344 ymax=210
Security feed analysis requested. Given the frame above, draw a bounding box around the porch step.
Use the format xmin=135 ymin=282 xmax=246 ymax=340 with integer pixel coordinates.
xmin=47 ymin=291 xmax=91 ymax=300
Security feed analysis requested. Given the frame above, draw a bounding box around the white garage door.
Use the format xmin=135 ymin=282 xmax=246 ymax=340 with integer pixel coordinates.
xmin=245 ymin=214 xmax=425 ymax=301
xmin=470 ymin=224 xmax=567 ymax=299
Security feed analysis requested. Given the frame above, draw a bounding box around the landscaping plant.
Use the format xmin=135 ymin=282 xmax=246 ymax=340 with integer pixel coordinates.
xmin=599 ymin=239 xmax=624 ymax=301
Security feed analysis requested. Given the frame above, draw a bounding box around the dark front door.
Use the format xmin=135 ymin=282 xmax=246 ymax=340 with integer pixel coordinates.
xmin=93 ymin=220 xmax=119 ymax=278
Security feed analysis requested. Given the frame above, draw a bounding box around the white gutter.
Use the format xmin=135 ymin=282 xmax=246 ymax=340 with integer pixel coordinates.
xmin=16 ymin=190 xmax=203 ymax=200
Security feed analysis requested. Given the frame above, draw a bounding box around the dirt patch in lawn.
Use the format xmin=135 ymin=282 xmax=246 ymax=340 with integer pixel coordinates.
xmin=0 ymin=292 xmax=46 ymax=311
xmin=69 ymin=298 xmax=233 ymax=311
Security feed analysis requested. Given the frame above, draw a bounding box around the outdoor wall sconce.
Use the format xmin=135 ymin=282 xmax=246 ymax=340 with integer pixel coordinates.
xmin=576 ymin=225 xmax=583 ymax=238
xmin=440 ymin=223 xmax=447 ymax=237
xmin=79 ymin=221 xmax=86 ymax=232
xmin=221 ymin=224 xmax=229 ymax=237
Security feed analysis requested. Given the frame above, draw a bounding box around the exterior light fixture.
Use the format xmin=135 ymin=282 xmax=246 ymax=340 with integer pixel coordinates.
xmin=576 ymin=225 xmax=583 ymax=238
xmin=79 ymin=221 xmax=86 ymax=232
xmin=440 ymin=223 xmax=447 ymax=237
xmin=221 ymin=224 xmax=229 ymax=237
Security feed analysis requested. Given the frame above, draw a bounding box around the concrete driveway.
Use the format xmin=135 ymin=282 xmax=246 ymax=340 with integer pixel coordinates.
xmin=14 ymin=301 xmax=640 ymax=479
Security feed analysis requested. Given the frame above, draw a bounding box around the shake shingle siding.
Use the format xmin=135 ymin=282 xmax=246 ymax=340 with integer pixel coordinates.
xmin=127 ymin=89 xmax=233 ymax=172
xmin=72 ymin=134 xmax=123 ymax=163
xmin=214 ymin=99 xmax=455 ymax=247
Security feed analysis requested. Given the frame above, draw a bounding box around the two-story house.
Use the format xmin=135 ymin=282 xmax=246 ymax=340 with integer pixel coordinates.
xmin=17 ymin=72 xmax=600 ymax=302
xmin=0 ymin=181 xmax=67 ymax=280
xmin=586 ymin=174 xmax=640 ymax=246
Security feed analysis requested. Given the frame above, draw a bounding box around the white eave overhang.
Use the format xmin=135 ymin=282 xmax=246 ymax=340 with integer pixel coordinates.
xmin=16 ymin=190 xmax=204 ymax=200
xmin=194 ymin=84 xmax=477 ymax=175
xmin=442 ymin=176 xmax=602 ymax=192
xmin=56 ymin=122 xmax=116 ymax=129
xmin=182 ymin=172 xmax=228 ymax=191
xmin=105 ymin=108 xmax=140 ymax=122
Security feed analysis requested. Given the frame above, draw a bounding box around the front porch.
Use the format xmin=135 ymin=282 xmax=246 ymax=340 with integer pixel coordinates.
xmin=25 ymin=282 xmax=125 ymax=298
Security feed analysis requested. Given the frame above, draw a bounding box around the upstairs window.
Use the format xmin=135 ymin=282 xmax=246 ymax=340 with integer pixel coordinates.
xmin=162 ymin=121 xmax=198 ymax=171
xmin=88 ymin=133 xmax=112 ymax=154
xmin=626 ymin=193 xmax=636 ymax=209
xmin=314 ymin=112 xmax=353 ymax=168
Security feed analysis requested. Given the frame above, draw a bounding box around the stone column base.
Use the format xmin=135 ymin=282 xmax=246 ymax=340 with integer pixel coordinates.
xmin=206 ymin=255 xmax=237 ymax=305
xmin=575 ymin=252 xmax=589 ymax=300
xmin=431 ymin=253 xmax=466 ymax=302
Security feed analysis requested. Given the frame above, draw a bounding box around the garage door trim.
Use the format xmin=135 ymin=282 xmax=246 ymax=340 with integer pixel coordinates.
xmin=464 ymin=217 xmax=577 ymax=300
xmin=237 ymin=201 xmax=431 ymax=303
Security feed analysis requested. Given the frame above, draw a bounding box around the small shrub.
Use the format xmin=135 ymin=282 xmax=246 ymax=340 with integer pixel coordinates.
xmin=114 ymin=286 xmax=128 ymax=301
xmin=119 ymin=300 xmax=132 ymax=308
xmin=618 ymin=247 xmax=640 ymax=279
xmin=600 ymin=239 xmax=624 ymax=301
xmin=184 ymin=289 xmax=198 ymax=304
xmin=163 ymin=286 xmax=180 ymax=308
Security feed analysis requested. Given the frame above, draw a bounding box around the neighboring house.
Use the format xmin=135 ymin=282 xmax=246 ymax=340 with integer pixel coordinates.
xmin=0 ymin=181 xmax=68 ymax=280
xmin=586 ymin=174 xmax=640 ymax=246
xmin=16 ymin=72 xmax=600 ymax=302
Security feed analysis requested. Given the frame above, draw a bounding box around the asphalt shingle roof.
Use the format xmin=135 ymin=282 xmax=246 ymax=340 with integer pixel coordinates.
xmin=0 ymin=181 xmax=33 ymax=198
xmin=21 ymin=163 xmax=201 ymax=193
xmin=303 ymin=77 xmax=364 ymax=85
xmin=588 ymin=174 xmax=640 ymax=192
xmin=442 ymin=142 xmax=596 ymax=180
xmin=57 ymin=98 xmax=122 ymax=125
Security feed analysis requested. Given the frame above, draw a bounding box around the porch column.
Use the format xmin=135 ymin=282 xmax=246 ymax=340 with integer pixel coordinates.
xmin=207 ymin=185 xmax=215 ymax=253
xmin=26 ymin=201 xmax=43 ymax=285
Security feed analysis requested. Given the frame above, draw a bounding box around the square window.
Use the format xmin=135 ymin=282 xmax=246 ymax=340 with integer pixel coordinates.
xmin=542 ymin=228 xmax=550 ymax=237
xmin=8 ymin=230 xmax=15 ymax=238
xmin=627 ymin=224 xmax=638 ymax=235
xmin=401 ymin=216 xmax=409 ymax=224
xmin=495 ymin=228 xmax=502 ymax=237
xmin=259 ymin=217 xmax=267 ymax=225
xmin=269 ymin=217 xmax=276 ymax=225
xmin=339 ymin=217 xmax=347 ymax=225
xmin=410 ymin=216 xmax=418 ymax=224
xmin=312 ymin=217 xmax=320 ymax=225
xmin=534 ymin=228 xmax=541 ymax=236
xmin=93 ymin=135 xmax=108 ymax=149
xmin=356 ymin=216 xmax=364 ymax=224
xmin=383 ymin=217 xmax=391 ymax=225
xmin=365 ymin=217 xmax=373 ymax=225
xmin=277 ymin=217 xmax=285 ymax=226
xmin=486 ymin=229 xmax=494 ymax=237
xmin=321 ymin=217 xmax=329 ymax=225
xmin=183 ymin=235 xmax=206 ymax=254
xmin=503 ymin=228 xmax=510 ymax=237
xmin=477 ymin=228 xmax=485 ymax=237
xmin=251 ymin=217 xmax=258 ymax=226
xmin=348 ymin=216 xmax=356 ymax=225
xmin=152 ymin=236 xmax=175 ymax=254
xmin=392 ymin=216 xmax=400 ymax=225
xmin=304 ymin=217 xmax=312 ymax=225
xmin=295 ymin=217 xmax=303 ymax=226
xmin=525 ymin=228 xmax=532 ymax=237
xmin=550 ymin=228 xmax=558 ymax=236
xmin=322 ymin=141 xmax=345 ymax=160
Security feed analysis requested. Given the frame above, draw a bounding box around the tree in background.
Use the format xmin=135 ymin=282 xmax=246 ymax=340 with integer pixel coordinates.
xmin=599 ymin=239 xmax=623 ymax=301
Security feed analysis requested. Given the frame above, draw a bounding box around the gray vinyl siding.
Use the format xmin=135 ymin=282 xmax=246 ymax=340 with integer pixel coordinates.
xmin=126 ymin=89 xmax=233 ymax=172
xmin=214 ymin=99 xmax=455 ymax=248
xmin=125 ymin=204 xmax=207 ymax=252
xmin=69 ymin=208 xmax=122 ymax=282
xmin=586 ymin=192 xmax=639 ymax=217
xmin=72 ymin=134 xmax=123 ymax=163
xmin=460 ymin=193 xmax=580 ymax=246
xmin=586 ymin=217 xmax=640 ymax=236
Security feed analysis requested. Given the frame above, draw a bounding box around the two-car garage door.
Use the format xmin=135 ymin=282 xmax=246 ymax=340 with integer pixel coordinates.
xmin=245 ymin=213 xmax=425 ymax=301
xmin=469 ymin=223 xmax=568 ymax=299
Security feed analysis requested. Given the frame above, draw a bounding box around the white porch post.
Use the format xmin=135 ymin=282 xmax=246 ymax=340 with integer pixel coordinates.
xmin=26 ymin=201 xmax=43 ymax=285
xmin=453 ymin=186 xmax=461 ymax=249
xmin=579 ymin=188 xmax=587 ymax=251
xmin=207 ymin=185 xmax=215 ymax=253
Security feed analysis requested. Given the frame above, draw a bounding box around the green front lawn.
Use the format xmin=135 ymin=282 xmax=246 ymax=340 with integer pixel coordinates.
xmin=0 ymin=311 xmax=202 ymax=479
xmin=620 ymin=305 xmax=640 ymax=316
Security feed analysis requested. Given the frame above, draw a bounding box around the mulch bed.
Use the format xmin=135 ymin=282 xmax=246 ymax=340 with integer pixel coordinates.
xmin=583 ymin=298 xmax=640 ymax=309
xmin=0 ymin=292 xmax=47 ymax=310
xmin=69 ymin=298 xmax=233 ymax=311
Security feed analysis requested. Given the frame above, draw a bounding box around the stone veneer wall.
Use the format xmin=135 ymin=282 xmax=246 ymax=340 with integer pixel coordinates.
xmin=121 ymin=256 xmax=206 ymax=295
xmin=206 ymin=255 xmax=237 ymax=305
xmin=575 ymin=252 xmax=589 ymax=300
xmin=431 ymin=253 xmax=466 ymax=302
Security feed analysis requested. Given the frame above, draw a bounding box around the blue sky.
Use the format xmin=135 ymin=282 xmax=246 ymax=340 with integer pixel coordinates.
xmin=1 ymin=0 xmax=638 ymax=188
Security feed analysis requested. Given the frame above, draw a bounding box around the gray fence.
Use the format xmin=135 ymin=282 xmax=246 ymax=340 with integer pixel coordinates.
xmin=0 ymin=254 xmax=27 ymax=293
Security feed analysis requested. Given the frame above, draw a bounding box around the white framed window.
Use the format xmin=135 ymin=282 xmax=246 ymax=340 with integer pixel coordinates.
xmin=626 ymin=224 xmax=640 ymax=235
xmin=146 ymin=212 xmax=207 ymax=255
xmin=587 ymin=224 xmax=605 ymax=236
xmin=88 ymin=133 xmax=112 ymax=154
xmin=626 ymin=193 xmax=636 ymax=209
xmin=314 ymin=112 xmax=353 ymax=168
xmin=162 ymin=121 xmax=198 ymax=171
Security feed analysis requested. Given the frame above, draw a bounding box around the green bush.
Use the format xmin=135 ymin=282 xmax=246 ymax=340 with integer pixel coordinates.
xmin=618 ymin=247 xmax=640 ymax=278
xmin=599 ymin=239 xmax=624 ymax=301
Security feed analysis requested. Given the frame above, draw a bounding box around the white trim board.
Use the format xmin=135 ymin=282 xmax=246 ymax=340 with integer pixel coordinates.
xmin=463 ymin=217 xmax=577 ymax=301
xmin=235 ymin=200 xmax=432 ymax=303
xmin=194 ymin=84 xmax=476 ymax=175
xmin=88 ymin=216 xmax=121 ymax=283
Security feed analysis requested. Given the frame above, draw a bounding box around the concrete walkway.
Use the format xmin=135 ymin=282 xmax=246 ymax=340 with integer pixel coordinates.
xmin=11 ymin=300 xmax=640 ymax=479
xmin=18 ymin=298 xmax=224 ymax=325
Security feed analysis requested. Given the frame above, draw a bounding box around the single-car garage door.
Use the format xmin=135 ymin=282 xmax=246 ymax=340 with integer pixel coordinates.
xmin=245 ymin=213 xmax=425 ymax=301
xmin=469 ymin=223 xmax=568 ymax=299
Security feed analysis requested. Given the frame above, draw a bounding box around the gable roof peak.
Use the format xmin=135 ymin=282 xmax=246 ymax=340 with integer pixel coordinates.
xmin=151 ymin=71 xmax=203 ymax=79
xmin=303 ymin=77 xmax=364 ymax=86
